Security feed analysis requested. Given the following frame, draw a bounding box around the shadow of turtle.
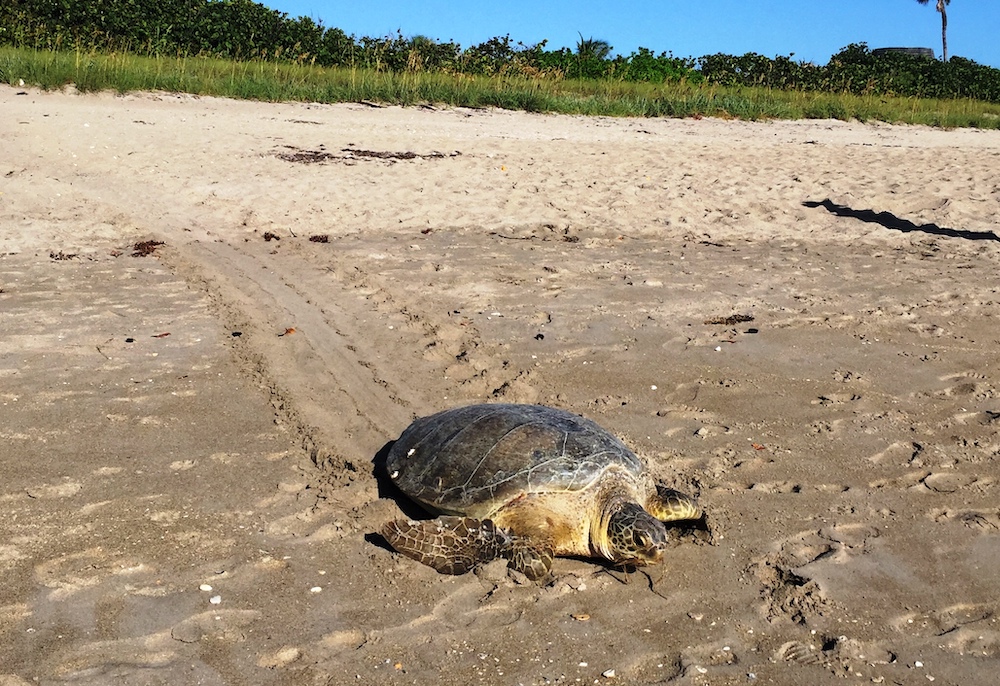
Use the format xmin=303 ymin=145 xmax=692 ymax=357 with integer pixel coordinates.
xmin=364 ymin=530 xmax=395 ymax=553
xmin=370 ymin=438 xmax=432 ymax=520
xmin=671 ymin=511 xmax=715 ymax=545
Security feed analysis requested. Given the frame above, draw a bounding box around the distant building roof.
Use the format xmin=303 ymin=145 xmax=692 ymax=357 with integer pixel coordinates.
xmin=873 ymin=47 xmax=936 ymax=59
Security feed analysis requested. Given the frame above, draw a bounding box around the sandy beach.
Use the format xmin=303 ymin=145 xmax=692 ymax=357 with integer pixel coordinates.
xmin=2 ymin=83 xmax=999 ymax=685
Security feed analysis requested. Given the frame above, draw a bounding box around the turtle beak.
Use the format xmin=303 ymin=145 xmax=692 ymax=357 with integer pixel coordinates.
xmin=638 ymin=546 xmax=665 ymax=566
xmin=631 ymin=527 xmax=668 ymax=565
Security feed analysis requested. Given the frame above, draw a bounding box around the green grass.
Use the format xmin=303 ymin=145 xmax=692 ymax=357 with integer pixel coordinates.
xmin=4 ymin=46 xmax=1000 ymax=128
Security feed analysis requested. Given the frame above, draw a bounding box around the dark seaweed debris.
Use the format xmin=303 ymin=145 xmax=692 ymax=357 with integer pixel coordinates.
xmin=132 ymin=240 xmax=165 ymax=257
xmin=275 ymin=145 xmax=460 ymax=164
xmin=704 ymin=314 xmax=754 ymax=325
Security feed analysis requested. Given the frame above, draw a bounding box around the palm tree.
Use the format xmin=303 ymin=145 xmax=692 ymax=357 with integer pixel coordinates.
xmin=917 ymin=0 xmax=950 ymax=61
xmin=576 ymin=33 xmax=612 ymax=60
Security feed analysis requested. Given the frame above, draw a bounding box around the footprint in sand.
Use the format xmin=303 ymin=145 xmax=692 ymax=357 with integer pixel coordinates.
xmin=772 ymin=524 xmax=879 ymax=568
xmin=827 ymin=636 xmax=896 ymax=666
xmin=930 ymin=371 xmax=997 ymax=400
xmin=774 ymin=635 xmax=896 ymax=675
xmin=817 ymin=523 xmax=880 ymax=560
xmin=33 ymin=548 xmax=152 ymax=601
xmin=51 ymin=632 xmax=178 ymax=678
xmin=750 ymin=523 xmax=881 ymax=624
xmin=951 ymin=409 xmax=1000 ymax=426
xmin=869 ymin=470 xmax=932 ymax=491
xmin=746 ymin=481 xmax=848 ymax=494
xmin=0 ymin=545 xmax=26 ymax=565
xmin=748 ymin=481 xmax=803 ymax=494
xmin=774 ymin=640 xmax=825 ymax=666
xmin=936 ymin=381 xmax=995 ymax=399
xmin=867 ymin=440 xmax=922 ymax=466
xmin=832 ymin=369 xmax=862 ymax=383
xmin=929 ymin=507 xmax=1000 ymax=531
xmin=257 ymin=646 xmax=302 ymax=668
xmin=940 ymin=371 xmax=988 ymax=382
xmin=773 ymin=532 xmax=835 ymax=568
xmin=25 ymin=480 xmax=82 ymax=499
xmin=52 ymin=610 xmax=262 ymax=679
xmin=809 ymin=419 xmax=844 ymax=435
xmin=679 ymin=639 xmax=740 ymax=678
xmin=170 ymin=609 xmax=261 ymax=643
xmin=317 ymin=582 xmax=522 ymax=660
xmin=811 ymin=392 xmax=861 ymax=406
xmin=894 ymin=602 xmax=995 ymax=637
xmin=907 ymin=322 xmax=948 ymax=337
xmin=921 ymin=471 xmax=978 ymax=493
xmin=750 ymin=555 xmax=828 ymax=625
xmin=894 ymin=603 xmax=999 ymax=656
xmin=147 ymin=510 xmax=181 ymax=524
xmin=943 ymin=627 xmax=1000 ymax=657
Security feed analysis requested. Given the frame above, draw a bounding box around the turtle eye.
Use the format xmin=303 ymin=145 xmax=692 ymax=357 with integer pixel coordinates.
xmin=632 ymin=531 xmax=652 ymax=551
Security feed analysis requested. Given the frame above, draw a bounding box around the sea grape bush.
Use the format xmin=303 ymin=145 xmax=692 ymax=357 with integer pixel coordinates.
xmin=699 ymin=52 xmax=823 ymax=90
xmin=1 ymin=0 xmax=326 ymax=60
xmin=2 ymin=0 xmax=998 ymax=102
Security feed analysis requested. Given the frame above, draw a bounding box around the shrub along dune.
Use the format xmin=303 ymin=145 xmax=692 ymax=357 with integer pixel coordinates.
xmin=2 ymin=0 xmax=1000 ymax=127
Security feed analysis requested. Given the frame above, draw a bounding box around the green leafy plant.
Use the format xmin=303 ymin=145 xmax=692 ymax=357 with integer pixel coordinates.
xmin=2 ymin=0 xmax=999 ymax=125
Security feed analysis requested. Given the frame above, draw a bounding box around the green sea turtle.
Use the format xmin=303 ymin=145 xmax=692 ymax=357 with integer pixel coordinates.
xmin=381 ymin=403 xmax=703 ymax=580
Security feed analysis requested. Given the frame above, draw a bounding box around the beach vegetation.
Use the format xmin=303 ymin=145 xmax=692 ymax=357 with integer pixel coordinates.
xmin=1 ymin=0 xmax=999 ymax=127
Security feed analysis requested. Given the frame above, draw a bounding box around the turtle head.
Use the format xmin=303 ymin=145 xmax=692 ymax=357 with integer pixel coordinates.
xmin=605 ymin=503 xmax=669 ymax=566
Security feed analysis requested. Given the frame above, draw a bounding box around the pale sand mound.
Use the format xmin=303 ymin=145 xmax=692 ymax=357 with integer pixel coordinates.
xmin=2 ymin=84 xmax=999 ymax=684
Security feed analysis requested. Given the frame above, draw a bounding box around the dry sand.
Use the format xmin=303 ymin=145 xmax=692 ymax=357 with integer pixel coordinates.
xmin=2 ymin=83 xmax=999 ymax=685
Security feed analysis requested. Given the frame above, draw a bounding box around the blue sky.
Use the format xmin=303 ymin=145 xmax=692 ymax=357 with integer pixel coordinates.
xmin=264 ymin=0 xmax=999 ymax=68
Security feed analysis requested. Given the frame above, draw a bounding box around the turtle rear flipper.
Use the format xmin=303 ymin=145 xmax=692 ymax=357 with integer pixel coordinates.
xmin=648 ymin=484 xmax=702 ymax=522
xmin=382 ymin=516 xmax=511 ymax=575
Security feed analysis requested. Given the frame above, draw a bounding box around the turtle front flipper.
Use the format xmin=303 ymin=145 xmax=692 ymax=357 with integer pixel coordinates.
xmin=647 ymin=484 xmax=702 ymax=522
xmin=505 ymin=539 xmax=554 ymax=581
xmin=381 ymin=516 xmax=511 ymax=575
